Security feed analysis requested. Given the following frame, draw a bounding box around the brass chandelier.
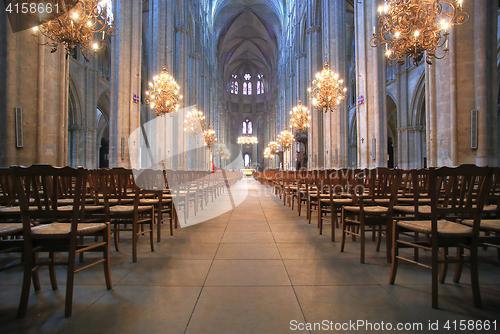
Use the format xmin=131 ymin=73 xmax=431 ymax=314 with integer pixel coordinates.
xmin=203 ymin=127 xmax=217 ymax=149
xmin=277 ymin=129 xmax=295 ymax=150
xmin=184 ymin=105 xmax=205 ymax=134
xmin=216 ymin=143 xmax=230 ymax=161
xmin=237 ymin=135 xmax=258 ymax=145
xmin=263 ymin=147 xmax=272 ymax=159
xmin=370 ymin=0 xmax=470 ymax=65
xmin=289 ymin=100 xmax=311 ymax=133
xmin=32 ymin=0 xmax=118 ymax=61
xmin=308 ymin=63 xmax=347 ymax=112
xmin=145 ymin=67 xmax=183 ymax=116
xmin=268 ymin=141 xmax=280 ymax=153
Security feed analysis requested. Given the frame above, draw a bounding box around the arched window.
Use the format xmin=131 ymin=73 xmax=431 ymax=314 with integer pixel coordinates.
xmin=231 ymin=74 xmax=238 ymax=95
xmin=244 ymin=154 xmax=250 ymax=167
xmin=242 ymin=119 xmax=252 ymax=135
xmin=243 ymin=73 xmax=252 ymax=95
xmin=257 ymin=74 xmax=264 ymax=95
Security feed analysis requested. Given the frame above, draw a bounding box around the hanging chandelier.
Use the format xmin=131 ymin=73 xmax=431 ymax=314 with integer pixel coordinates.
xmin=277 ymin=129 xmax=295 ymax=150
xmin=203 ymin=127 xmax=217 ymax=149
xmin=289 ymin=100 xmax=311 ymax=133
xmin=216 ymin=143 xmax=231 ymax=161
xmin=145 ymin=67 xmax=183 ymax=116
xmin=31 ymin=0 xmax=118 ymax=61
xmin=268 ymin=141 xmax=280 ymax=153
xmin=237 ymin=135 xmax=258 ymax=145
xmin=184 ymin=105 xmax=205 ymax=134
xmin=308 ymin=63 xmax=347 ymax=112
xmin=264 ymin=147 xmax=272 ymax=159
xmin=370 ymin=0 xmax=470 ymax=65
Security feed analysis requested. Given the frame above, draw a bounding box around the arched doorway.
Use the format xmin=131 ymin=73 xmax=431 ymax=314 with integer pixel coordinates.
xmin=96 ymin=93 xmax=110 ymax=168
xmin=387 ymin=95 xmax=398 ymax=168
xmin=411 ymin=79 xmax=426 ymax=168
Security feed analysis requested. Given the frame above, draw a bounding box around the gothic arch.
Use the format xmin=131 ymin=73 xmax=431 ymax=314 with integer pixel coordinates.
xmin=67 ymin=75 xmax=83 ymax=167
xmin=409 ymin=73 xmax=427 ymax=168
xmin=410 ymin=73 xmax=426 ymax=127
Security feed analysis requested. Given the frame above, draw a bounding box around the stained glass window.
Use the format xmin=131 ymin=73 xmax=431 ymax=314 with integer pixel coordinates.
xmin=234 ymin=81 xmax=238 ymax=94
xmin=248 ymin=82 xmax=252 ymax=95
xmin=243 ymin=82 xmax=247 ymax=95
xmin=256 ymin=81 xmax=260 ymax=95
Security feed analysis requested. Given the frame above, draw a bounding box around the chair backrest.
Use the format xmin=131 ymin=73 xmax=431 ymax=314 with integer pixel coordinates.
xmin=429 ymin=165 xmax=492 ymax=235
xmin=0 ymin=167 xmax=16 ymax=206
xmin=133 ymin=169 xmax=167 ymax=193
xmin=98 ymin=167 xmax=139 ymax=206
xmin=10 ymin=165 xmax=87 ymax=235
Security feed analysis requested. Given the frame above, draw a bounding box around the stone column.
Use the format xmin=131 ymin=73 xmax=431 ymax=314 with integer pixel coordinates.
xmin=427 ymin=1 xmax=498 ymax=166
xmin=149 ymin=0 xmax=175 ymax=170
xmin=110 ymin=0 xmax=142 ymax=168
xmin=324 ymin=0 xmax=347 ymax=168
xmin=355 ymin=0 xmax=387 ymax=168
xmin=0 ymin=11 xmax=66 ymax=167
xmin=474 ymin=0 xmax=498 ymax=166
xmin=307 ymin=25 xmax=323 ymax=169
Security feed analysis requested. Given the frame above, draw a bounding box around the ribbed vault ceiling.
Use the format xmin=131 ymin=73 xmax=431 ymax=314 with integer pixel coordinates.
xmin=214 ymin=0 xmax=282 ymax=80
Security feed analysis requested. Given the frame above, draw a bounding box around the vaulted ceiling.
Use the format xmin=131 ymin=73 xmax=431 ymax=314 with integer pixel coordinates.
xmin=213 ymin=0 xmax=283 ymax=80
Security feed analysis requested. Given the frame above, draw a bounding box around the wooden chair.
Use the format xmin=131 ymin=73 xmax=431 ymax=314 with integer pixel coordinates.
xmin=389 ymin=165 xmax=493 ymax=309
xmin=97 ymin=168 xmax=154 ymax=263
xmin=133 ymin=169 xmax=174 ymax=241
xmin=341 ymin=168 xmax=402 ymax=263
xmin=318 ymin=169 xmax=356 ymax=241
xmin=11 ymin=165 xmax=111 ymax=318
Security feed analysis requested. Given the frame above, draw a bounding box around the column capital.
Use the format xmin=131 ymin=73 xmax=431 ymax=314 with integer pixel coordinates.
xmin=295 ymin=52 xmax=307 ymax=59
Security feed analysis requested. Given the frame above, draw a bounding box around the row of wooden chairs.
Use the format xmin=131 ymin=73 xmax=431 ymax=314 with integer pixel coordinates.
xmin=0 ymin=165 xmax=240 ymax=318
xmin=255 ymin=165 xmax=500 ymax=309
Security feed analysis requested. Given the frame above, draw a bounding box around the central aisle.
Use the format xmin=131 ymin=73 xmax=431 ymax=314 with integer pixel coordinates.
xmin=5 ymin=178 xmax=499 ymax=334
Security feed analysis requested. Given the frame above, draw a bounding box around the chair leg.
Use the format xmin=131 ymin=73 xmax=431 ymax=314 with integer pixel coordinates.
xmin=17 ymin=248 xmax=33 ymax=318
xmin=132 ymin=222 xmax=138 ymax=263
xmin=64 ymin=239 xmax=77 ymax=318
xmin=340 ymin=214 xmax=347 ymax=253
xmin=156 ymin=207 xmax=161 ymax=243
xmin=389 ymin=222 xmax=399 ymax=284
xmin=113 ymin=225 xmax=120 ymax=252
xmin=431 ymin=242 xmax=439 ymax=309
xmin=453 ymin=246 xmax=464 ymax=283
xmin=439 ymin=247 xmax=448 ymax=283
xmin=360 ymin=223 xmax=365 ymax=264
xmin=48 ymin=251 xmax=58 ymax=290
xmin=470 ymin=243 xmax=482 ymax=308
xmin=150 ymin=208 xmax=155 ymax=252
xmin=103 ymin=224 xmax=112 ymax=290
xmin=331 ymin=213 xmax=335 ymax=242
xmin=375 ymin=225 xmax=382 ymax=252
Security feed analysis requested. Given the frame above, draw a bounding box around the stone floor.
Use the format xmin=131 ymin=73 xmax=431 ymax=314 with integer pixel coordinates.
xmin=0 ymin=178 xmax=499 ymax=334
